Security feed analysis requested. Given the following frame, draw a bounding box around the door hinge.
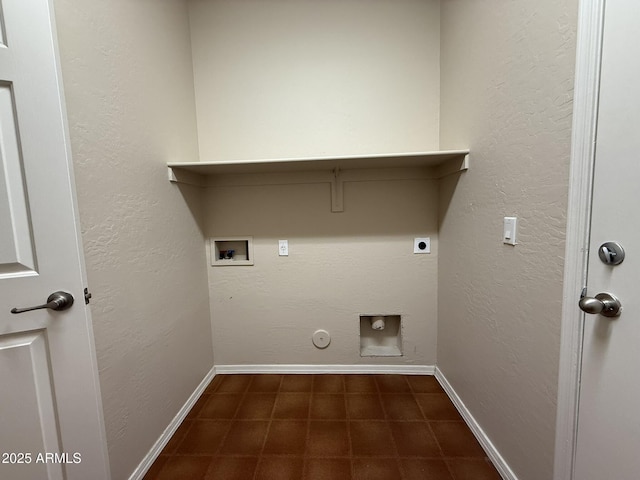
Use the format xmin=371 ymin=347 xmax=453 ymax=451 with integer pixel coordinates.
xmin=84 ymin=287 xmax=92 ymax=305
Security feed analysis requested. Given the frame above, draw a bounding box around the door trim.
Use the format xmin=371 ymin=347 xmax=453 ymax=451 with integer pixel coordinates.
xmin=554 ymin=0 xmax=605 ymax=478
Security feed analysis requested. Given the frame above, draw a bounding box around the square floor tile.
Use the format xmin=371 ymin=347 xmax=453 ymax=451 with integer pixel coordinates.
xmin=350 ymin=421 xmax=394 ymax=456
xmin=345 ymin=375 xmax=378 ymax=393
xmin=255 ymin=456 xmax=304 ymax=480
xmin=281 ymin=374 xmax=313 ymax=392
xmin=389 ymin=422 xmax=441 ymax=457
xmin=346 ymin=394 xmax=385 ymax=420
xmin=187 ymin=394 xmax=211 ymax=419
xmin=380 ymin=394 xmax=424 ymax=420
xmin=430 ymin=422 xmax=486 ymax=457
xmin=310 ymin=394 xmax=347 ymax=420
xmin=263 ymin=420 xmax=308 ymax=454
xmin=210 ymin=375 xmax=252 ymax=393
xmin=273 ymin=393 xmax=311 ymax=418
xmin=176 ymin=420 xmax=230 ymax=454
xmin=161 ymin=419 xmax=193 ymax=454
xmin=313 ymin=374 xmax=345 ymax=393
xmin=155 ymin=455 xmax=213 ymax=480
xmin=352 ymin=457 xmax=402 ymax=480
xmin=206 ymin=456 xmax=258 ymax=480
xmin=375 ymin=375 xmax=411 ymax=393
xmin=307 ymin=421 xmax=350 ymax=456
xmin=415 ymin=393 xmax=462 ymax=421
xmin=205 ymin=375 xmax=225 ymax=393
xmin=304 ymin=458 xmax=351 ymax=480
xmin=199 ymin=394 xmax=242 ymax=419
xmin=235 ymin=394 xmax=276 ymax=419
xmin=248 ymin=374 xmax=282 ymax=392
xmin=406 ymin=375 xmax=444 ymax=394
xmin=399 ymin=459 xmax=454 ymax=480
xmin=142 ymin=455 xmax=168 ymax=480
xmin=446 ymin=459 xmax=501 ymax=480
xmin=219 ymin=420 xmax=269 ymax=455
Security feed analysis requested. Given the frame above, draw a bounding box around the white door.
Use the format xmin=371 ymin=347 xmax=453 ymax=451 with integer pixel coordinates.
xmin=0 ymin=0 xmax=109 ymax=479
xmin=574 ymin=1 xmax=640 ymax=478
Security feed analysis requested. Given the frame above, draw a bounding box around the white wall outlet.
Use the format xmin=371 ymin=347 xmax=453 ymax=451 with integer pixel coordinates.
xmin=503 ymin=217 xmax=517 ymax=245
xmin=413 ymin=237 xmax=431 ymax=254
xmin=278 ymin=240 xmax=289 ymax=256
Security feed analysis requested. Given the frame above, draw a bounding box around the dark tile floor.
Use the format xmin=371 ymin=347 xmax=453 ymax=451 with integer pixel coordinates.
xmin=143 ymin=374 xmax=502 ymax=480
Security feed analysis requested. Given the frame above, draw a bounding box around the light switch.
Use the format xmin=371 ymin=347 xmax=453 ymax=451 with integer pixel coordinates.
xmin=503 ymin=217 xmax=517 ymax=245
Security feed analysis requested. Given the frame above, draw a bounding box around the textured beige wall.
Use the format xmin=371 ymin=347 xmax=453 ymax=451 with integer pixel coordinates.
xmin=205 ymin=176 xmax=439 ymax=366
xmin=189 ymin=0 xmax=441 ymax=161
xmin=438 ymin=1 xmax=578 ymax=479
xmin=53 ymin=1 xmax=213 ymax=479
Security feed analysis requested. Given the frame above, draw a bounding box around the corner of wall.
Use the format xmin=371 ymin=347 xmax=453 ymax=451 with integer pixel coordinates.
xmin=53 ymin=0 xmax=213 ymax=478
xmin=437 ymin=1 xmax=579 ymax=479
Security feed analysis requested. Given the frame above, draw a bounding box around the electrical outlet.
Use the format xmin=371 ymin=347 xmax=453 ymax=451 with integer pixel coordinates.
xmin=413 ymin=237 xmax=431 ymax=254
xmin=278 ymin=240 xmax=288 ymax=256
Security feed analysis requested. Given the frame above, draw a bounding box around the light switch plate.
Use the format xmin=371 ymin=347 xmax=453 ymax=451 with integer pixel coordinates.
xmin=503 ymin=217 xmax=517 ymax=245
xmin=413 ymin=237 xmax=431 ymax=254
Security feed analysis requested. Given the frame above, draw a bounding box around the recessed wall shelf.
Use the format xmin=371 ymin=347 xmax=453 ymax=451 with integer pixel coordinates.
xmin=169 ymin=150 xmax=469 ymax=212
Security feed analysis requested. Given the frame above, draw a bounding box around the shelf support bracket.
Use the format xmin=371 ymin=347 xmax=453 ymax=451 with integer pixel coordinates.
xmin=434 ymin=153 xmax=470 ymax=178
xmin=168 ymin=167 xmax=206 ymax=186
xmin=330 ymin=167 xmax=344 ymax=212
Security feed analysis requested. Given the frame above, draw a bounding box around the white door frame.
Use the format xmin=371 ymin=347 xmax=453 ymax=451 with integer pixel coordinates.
xmin=554 ymin=0 xmax=605 ymax=478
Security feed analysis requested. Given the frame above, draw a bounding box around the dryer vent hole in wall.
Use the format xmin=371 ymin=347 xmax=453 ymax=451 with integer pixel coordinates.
xmin=360 ymin=315 xmax=402 ymax=356
xmin=312 ymin=329 xmax=330 ymax=349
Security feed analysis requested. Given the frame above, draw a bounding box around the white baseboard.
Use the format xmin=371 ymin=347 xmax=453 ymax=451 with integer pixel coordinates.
xmin=435 ymin=367 xmax=517 ymax=480
xmin=128 ymin=366 xmax=217 ymax=480
xmin=214 ymin=364 xmax=435 ymax=375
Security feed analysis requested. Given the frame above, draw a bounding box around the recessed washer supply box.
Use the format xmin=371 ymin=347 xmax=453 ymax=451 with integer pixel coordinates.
xmin=211 ymin=237 xmax=254 ymax=266
xmin=360 ymin=315 xmax=402 ymax=357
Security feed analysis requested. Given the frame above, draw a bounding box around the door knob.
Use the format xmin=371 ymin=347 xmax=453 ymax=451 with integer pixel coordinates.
xmin=578 ymin=292 xmax=622 ymax=317
xmin=11 ymin=291 xmax=74 ymax=314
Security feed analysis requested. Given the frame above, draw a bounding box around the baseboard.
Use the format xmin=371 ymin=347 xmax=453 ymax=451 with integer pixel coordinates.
xmin=435 ymin=367 xmax=517 ymax=480
xmin=214 ymin=364 xmax=435 ymax=375
xmin=128 ymin=366 xmax=216 ymax=480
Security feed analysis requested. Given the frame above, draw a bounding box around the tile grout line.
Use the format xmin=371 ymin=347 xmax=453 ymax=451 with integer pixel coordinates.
xmin=390 ymin=376 xmax=411 ymax=479
xmin=342 ymin=375 xmax=356 ymax=480
xmin=203 ymin=375 xmax=249 ymax=478
xmin=301 ymin=375 xmax=317 ymax=480
xmin=417 ymin=381 xmax=457 ymax=480
xmin=252 ymin=374 xmax=282 ymax=480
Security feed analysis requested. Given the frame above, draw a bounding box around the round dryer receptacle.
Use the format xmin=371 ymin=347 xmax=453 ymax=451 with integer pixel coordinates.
xmin=312 ymin=329 xmax=331 ymax=349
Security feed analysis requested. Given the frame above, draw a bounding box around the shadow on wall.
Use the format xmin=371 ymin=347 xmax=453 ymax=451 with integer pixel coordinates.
xmin=203 ymin=177 xmax=439 ymax=239
xmin=437 ymin=169 xmax=463 ymax=231
xmin=176 ymin=182 xmax=207 ymax=235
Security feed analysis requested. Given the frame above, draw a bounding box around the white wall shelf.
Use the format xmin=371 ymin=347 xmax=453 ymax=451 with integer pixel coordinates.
xmin=168 ymin=150 xmax=469 ymax=180
xmin=168 ymin=150 xmax=469 ymax=212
